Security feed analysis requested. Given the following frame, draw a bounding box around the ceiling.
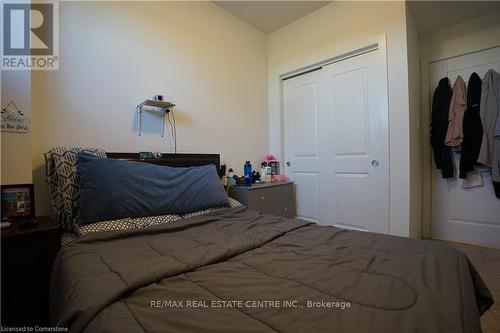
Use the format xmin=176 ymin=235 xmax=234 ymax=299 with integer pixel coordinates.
xmin=214 ymin=1 xmax=500 ymax=35
xmin=407 ymin=1 xmax=500 ymax=35
xmin=213 ymin=1 xmax=331 ymax=33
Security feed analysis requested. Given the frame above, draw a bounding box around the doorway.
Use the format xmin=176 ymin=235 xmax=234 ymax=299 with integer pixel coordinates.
xmin=429 ymin=46 xmax=500 ymax=248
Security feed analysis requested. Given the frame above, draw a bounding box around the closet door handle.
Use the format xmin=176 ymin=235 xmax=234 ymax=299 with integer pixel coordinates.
xmin=371 ymin=160 xmax=379 ymax=167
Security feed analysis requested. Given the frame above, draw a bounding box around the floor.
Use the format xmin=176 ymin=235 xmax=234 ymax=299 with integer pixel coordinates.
xmin=434 ymin=240 xmax=500 ymax=333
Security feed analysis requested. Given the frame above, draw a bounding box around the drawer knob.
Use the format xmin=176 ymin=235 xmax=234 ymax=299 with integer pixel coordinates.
xmin=283 ymin=191 xmax=287 ymax=197
xmin=283 ymin=207 xmax=288 ymax=213
xmin=260 ymin=194 xmax=265 ymax=200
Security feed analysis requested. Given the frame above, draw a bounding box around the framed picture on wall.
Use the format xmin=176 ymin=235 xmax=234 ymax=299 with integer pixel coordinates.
xmin=1 ymin=184 xmax=36 ymax=223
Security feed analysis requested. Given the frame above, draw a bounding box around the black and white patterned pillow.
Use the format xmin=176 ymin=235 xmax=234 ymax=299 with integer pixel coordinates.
xmin=75 ymin=214 xmax=182 ymax=236
xmin=60 ymin=189 xmax=243 ymax=244
xmin=227 ymin=197 xmax=243 ymax=208
xmin=180 ymin=197 xmax=242 ymax=218
xmin=60 ymin=232 xmax=78 ymax=246
xmin=180 ymin=207 xmax=225 ymax=218
xmin=45 ymin=147 xmax=107 ymax=231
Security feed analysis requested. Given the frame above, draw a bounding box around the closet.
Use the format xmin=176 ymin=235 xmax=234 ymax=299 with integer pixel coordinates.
xmin=429 ymin=46 xmax=500 ymax=248
xmin=283 ymin=42 xmax=389 ymax=233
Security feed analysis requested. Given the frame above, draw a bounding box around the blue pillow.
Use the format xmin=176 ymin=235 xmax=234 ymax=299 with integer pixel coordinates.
xmin=76 ymin=152 xmax=228 ymax=226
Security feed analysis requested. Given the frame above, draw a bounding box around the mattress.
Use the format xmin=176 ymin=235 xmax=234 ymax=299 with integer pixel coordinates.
xmin=51 ymin=206 xmax=494 ymax=332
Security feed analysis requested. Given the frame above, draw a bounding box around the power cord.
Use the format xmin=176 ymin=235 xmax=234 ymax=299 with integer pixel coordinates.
xmin=166 ymin=109 xmax=177 ymax=153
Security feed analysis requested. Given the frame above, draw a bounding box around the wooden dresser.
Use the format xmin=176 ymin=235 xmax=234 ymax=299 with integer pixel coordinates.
xmin=229 ymin=182 xmax=294 ymax=218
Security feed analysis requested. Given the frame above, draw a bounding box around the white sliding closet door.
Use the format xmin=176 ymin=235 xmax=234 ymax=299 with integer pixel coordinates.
xmin=430 ymin=46 xmax=500 ymax=248
xmin=320 ymin=51 xmax=389 ymax=232
xmin=284 ymin=46 xmax=389 ymax=233
xmin=284 ymin=70 xmax=322 ymax=223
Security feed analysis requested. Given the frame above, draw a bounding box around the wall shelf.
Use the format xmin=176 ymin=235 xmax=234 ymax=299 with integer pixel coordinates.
xmin=136 ymin=99 xmax=175 ymax=137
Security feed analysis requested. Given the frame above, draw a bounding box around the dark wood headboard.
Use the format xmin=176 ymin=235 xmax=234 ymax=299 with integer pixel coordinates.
xmin=106 ymin=153 xmax=221 ymax=176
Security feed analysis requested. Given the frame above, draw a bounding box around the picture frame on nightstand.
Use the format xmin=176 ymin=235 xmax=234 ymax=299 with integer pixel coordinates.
xmin=1 ymin=183 xmax=36 ymax=225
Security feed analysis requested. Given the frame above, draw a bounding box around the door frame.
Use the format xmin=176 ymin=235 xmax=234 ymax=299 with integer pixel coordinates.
xmin=279 ymin=34 xmax=388 ymax=223
xmin=421 ymin=44 xmax=500 ymax=240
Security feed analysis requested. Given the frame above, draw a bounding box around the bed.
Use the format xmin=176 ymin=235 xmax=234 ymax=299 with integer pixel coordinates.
xmin=46 ymin=149 xmax=494 ymax=333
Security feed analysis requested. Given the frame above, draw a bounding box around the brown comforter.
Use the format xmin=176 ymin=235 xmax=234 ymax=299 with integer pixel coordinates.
xmin=51 ymin=207 xmax=493 ymax=333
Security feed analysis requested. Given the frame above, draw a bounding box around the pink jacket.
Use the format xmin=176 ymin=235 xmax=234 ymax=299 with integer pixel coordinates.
xmin=445 ymin=75 xmax=467 ymax=146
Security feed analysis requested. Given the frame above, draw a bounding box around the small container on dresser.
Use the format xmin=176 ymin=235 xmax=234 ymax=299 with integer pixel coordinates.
xmin=1 ymin=216 xmax=60 ymax=326
xmin=229 ymin=182 xmax=294 ymax=218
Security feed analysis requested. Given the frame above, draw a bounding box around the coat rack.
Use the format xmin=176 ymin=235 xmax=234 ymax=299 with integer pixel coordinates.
xmin=136 ymin=99 xmax=175 ymax=137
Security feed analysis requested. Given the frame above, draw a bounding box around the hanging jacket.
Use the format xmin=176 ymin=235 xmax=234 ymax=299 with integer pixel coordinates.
xmin=477 ymin=69 xmax=500 ymax=198
xmin=459 ymin=73 xmax=483 ymax=179
xmin=445 ymin=76 xmax=467 ymax=146
xmin=431 ymin=78 xmax=454 ymax=178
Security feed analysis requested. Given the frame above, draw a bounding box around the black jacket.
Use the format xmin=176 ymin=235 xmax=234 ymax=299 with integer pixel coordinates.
xmin=459 ymin=72 xmax=483 ymax=178
xmin=431 ymin=78 xmax=454 ymax=178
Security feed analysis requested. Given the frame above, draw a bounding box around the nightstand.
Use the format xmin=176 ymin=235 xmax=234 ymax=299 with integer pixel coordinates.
xmin=1 ymin=216 xmax=60 ymax=326
xmin=229 ymin=182 xmax=294 ymax=218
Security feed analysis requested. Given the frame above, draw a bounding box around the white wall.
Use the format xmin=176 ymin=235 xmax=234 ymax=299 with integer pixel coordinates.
xmin=419 ymin=10 xmax=500 ymax=238
xmin=268 ymin=1 xmax=412 ymax=236
xmin=31 ymin=1 xmax=268 ymax=215
xmin=406 ymin=5 xmax=422 ymax=239
xmin=1 ymin=71 xmax=32 ymax=185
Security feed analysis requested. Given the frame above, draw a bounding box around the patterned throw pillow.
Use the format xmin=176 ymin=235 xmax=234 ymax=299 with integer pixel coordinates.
xmin=60 ymin=232 xmax=78 ymax=246
xmin=75 ymin=214 xmax=182 ymax=236
xmin=180 ymin=197 xmax=243 ymax=218
xmin=61 ymin=198 xmax=243 ymax=245
xmin=45 ymin=147 xmax=107 ymax=231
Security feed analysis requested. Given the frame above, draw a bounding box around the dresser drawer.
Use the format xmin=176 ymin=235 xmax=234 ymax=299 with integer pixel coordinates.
xmin=258 ymin=200 xmax=294 ymax=218
xmin=247 ymin=183 xmax=293 ymax=208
